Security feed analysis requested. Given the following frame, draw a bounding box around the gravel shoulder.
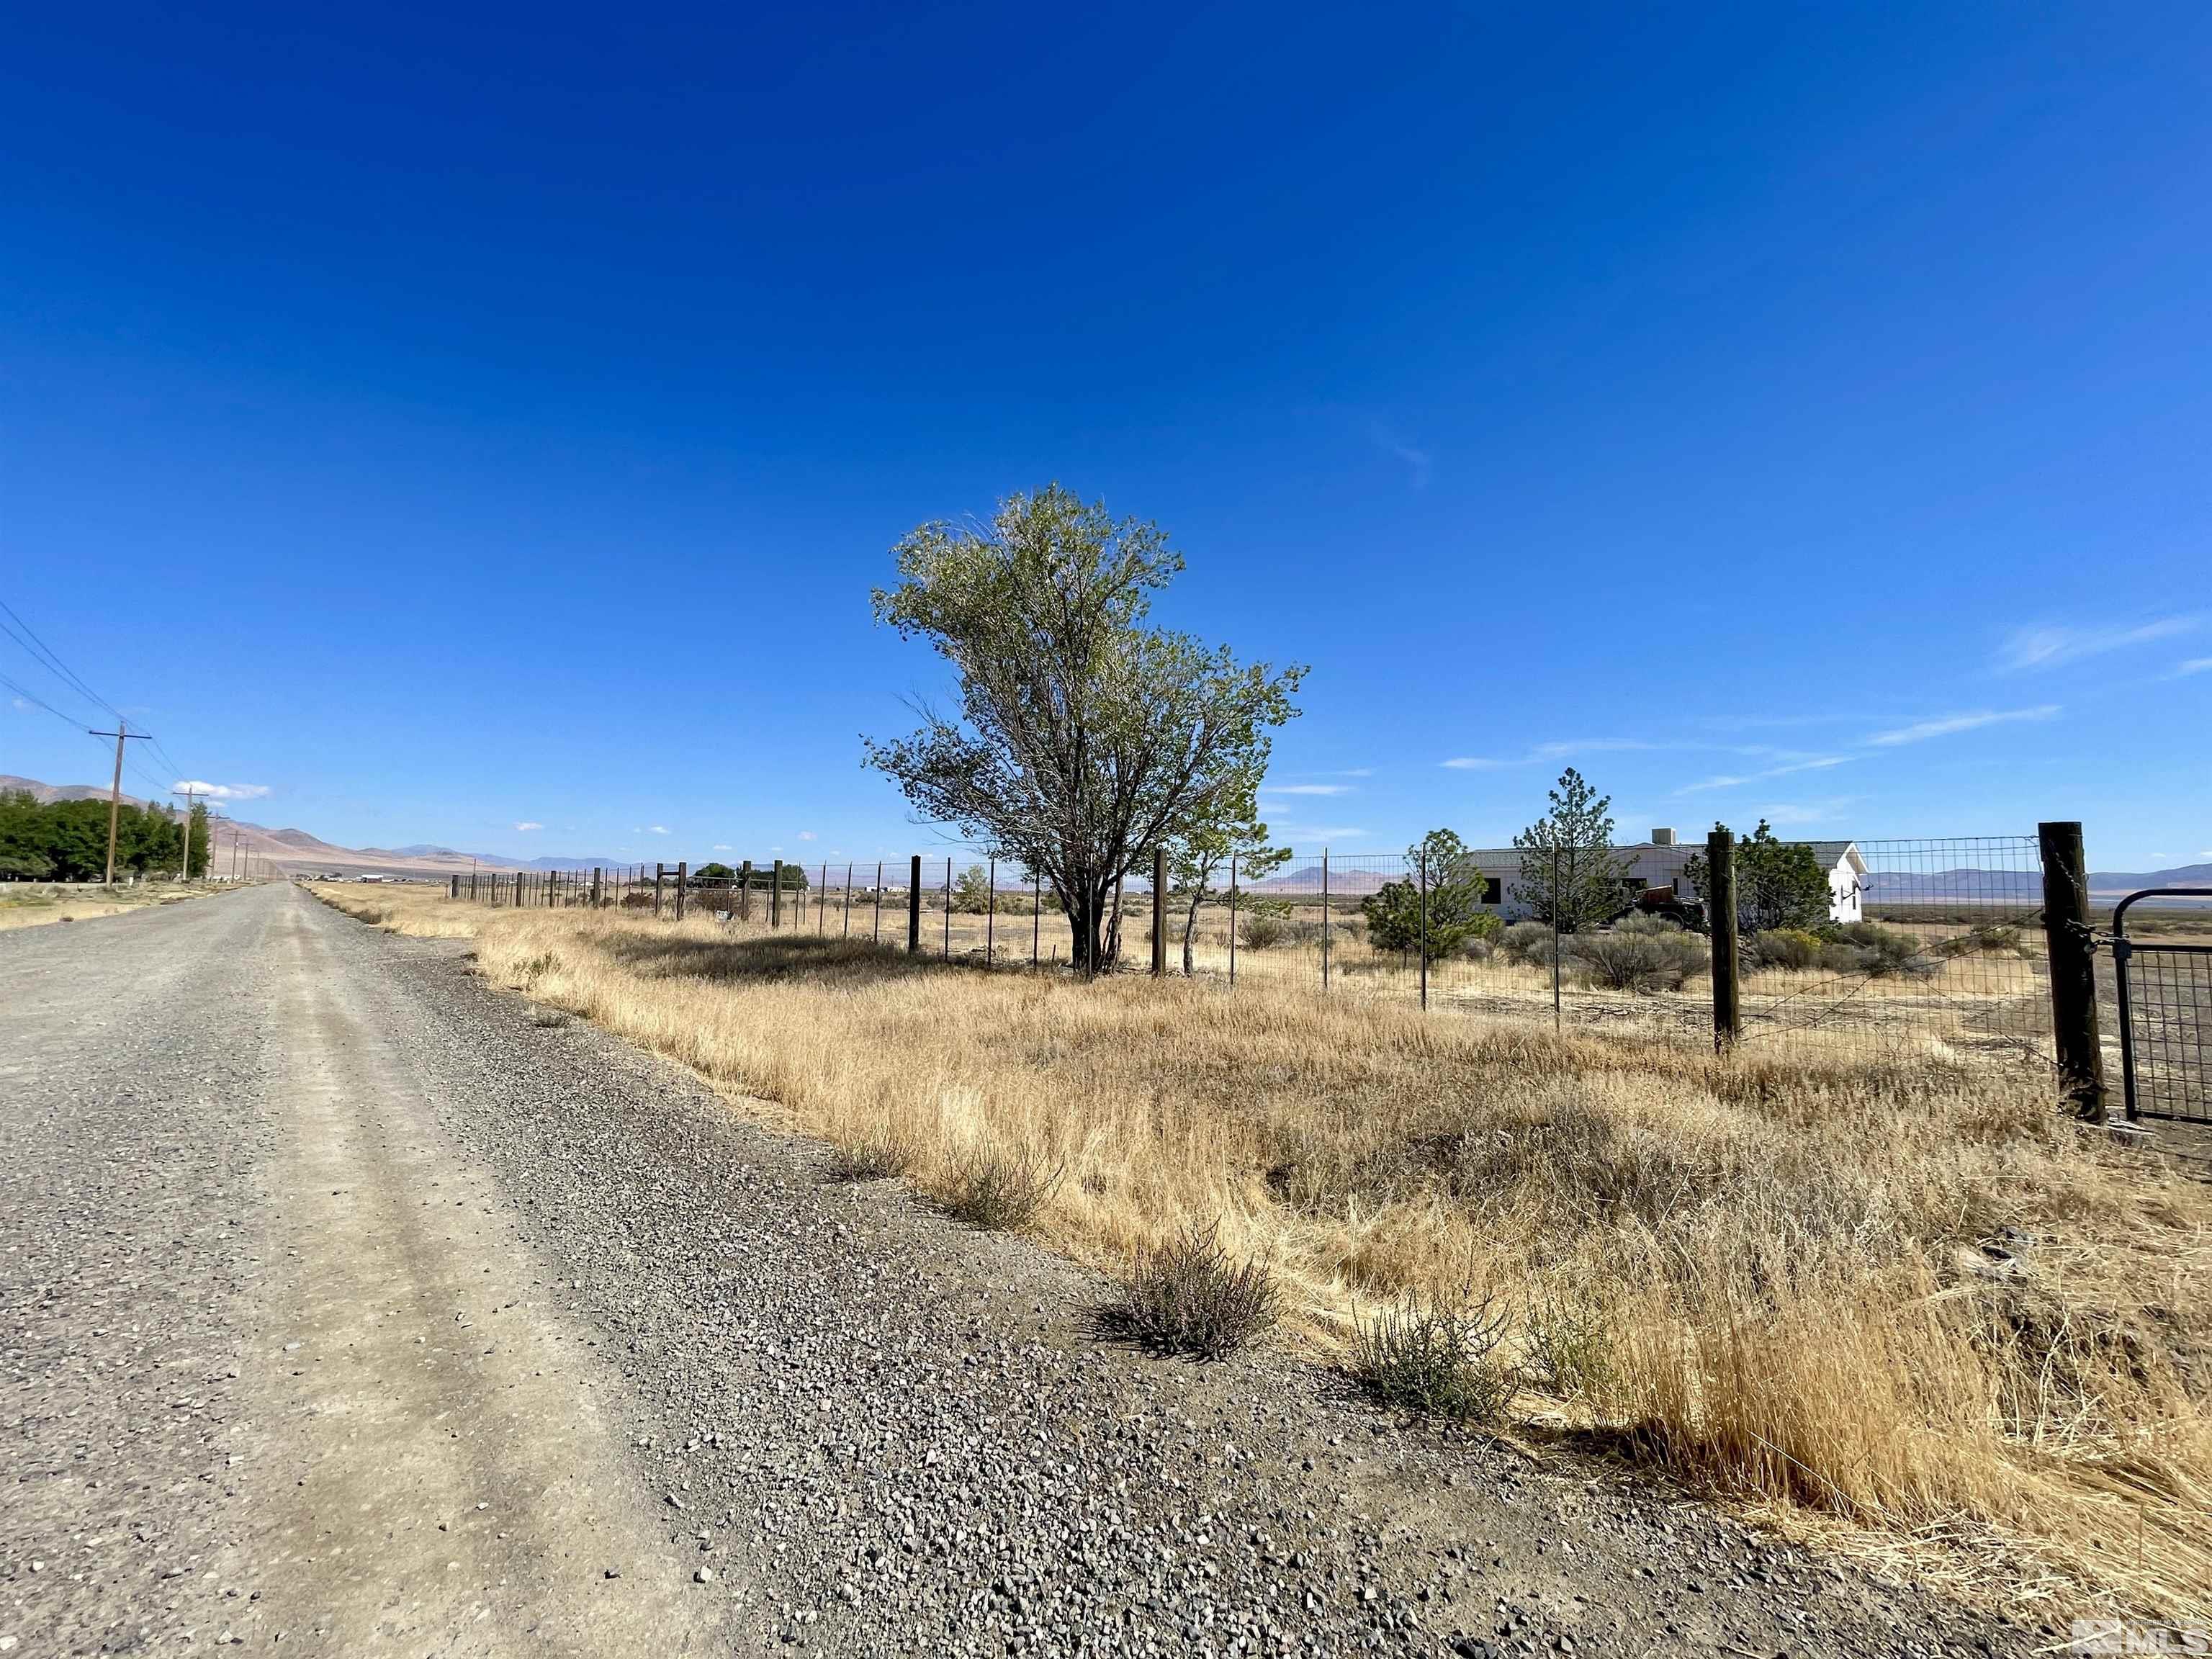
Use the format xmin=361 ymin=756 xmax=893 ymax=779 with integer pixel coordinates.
xmin=4 ymin=884 xmax=2047 ymax=1656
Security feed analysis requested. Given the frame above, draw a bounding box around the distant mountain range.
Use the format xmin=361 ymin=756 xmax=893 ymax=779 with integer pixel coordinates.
xmin=1 ymin=775 xmax=623 ymax=880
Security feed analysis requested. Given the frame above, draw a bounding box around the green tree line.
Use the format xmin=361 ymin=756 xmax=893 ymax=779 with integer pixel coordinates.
xmin=0 ymin=789 xmax=210 ymax=881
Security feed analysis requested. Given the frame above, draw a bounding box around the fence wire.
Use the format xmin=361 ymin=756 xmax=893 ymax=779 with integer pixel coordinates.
xmin=441 ymin=835 xmax=2085 ymax=1076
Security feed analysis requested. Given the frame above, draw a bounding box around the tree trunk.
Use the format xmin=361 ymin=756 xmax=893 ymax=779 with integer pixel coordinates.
xmin=1179 ymin=856 xmax=1215 ymax=976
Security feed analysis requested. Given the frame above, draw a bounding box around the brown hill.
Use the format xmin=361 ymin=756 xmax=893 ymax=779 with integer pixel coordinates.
xmin=1 ymin=775 xmax=528 ymax=880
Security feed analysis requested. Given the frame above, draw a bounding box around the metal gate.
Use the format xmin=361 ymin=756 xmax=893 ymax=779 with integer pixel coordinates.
xmin=2113 ymin=889 xmax=2212 ymax=1123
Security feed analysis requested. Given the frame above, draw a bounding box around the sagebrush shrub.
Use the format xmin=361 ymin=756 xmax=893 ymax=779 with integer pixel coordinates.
xmin=1498 ymin=921 xmax=1555 ymax=967
xmin=828 ymin=1123 xmax=915 ymax=1182
xmin=1110 ymin=1223 xmax=1277 ymax=1359
xmin=1240 ymin=914 xmax=1318 ymax=950
xmin=1570 ymin=927 xmax=1707 ymax=993
xmin=939 ymin=1143 xmax=1062 ymax=1228
xmin=1349 ymin=1288 xmax=1521 ymax=1422
xmin=1820 ymin=922 xmax=1934 ymax=979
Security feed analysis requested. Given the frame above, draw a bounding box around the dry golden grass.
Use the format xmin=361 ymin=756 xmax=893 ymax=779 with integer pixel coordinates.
xmin=317 ymin=882 xmax=2211 ymax=1622
xmin=0 ymin=879 xmax=233 ymax=931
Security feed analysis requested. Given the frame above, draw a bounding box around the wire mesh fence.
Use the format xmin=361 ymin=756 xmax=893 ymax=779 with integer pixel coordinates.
xmin=441 ymin=834 xmax=2078 ymax=1076
xmin=2112 ymin=891 xmax=2212 ymax=1125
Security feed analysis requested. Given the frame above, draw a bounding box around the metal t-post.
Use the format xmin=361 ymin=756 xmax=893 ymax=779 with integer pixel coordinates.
xmin=1419 ymin=852 xmax=1429 ymax=1012
xmin=907 ymin=855 xmax=922 ymax=952
xmin=943 ymin=858 xmax=952 ymax=958
xmin=1228 ymin=852 xmax=1238 ymax=986
xmin=1151 ymin=845 xmax=1167 ymax=976
xmin=986 ymin=858 xmax=995 ymax=966
xmin=1321 ymin=850 xmax=1332 ymax=990
xmin=1707 ymin=828 xmax=1740 ymax=1051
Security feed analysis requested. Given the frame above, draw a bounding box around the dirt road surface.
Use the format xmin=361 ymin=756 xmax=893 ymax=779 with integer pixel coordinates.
xmin=3 ymin=883 xmax=2042 ymax=1656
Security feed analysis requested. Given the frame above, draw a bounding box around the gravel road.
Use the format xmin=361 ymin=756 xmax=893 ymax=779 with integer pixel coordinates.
xmin=3 ymin=882 xmax=2045 ymax=1656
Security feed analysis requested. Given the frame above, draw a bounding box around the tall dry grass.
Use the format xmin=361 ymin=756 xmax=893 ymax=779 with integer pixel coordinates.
xmin=318 ymin=884 xmax=2211 ymax=1621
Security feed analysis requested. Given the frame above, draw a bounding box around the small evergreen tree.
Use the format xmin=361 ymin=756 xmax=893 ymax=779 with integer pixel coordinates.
xmin=1685 ymin=819 xmax=1832 ymax=933
xmin=1509 ymin=768 xmax=1625 ymax=933
xmin=1360 ymin=828 xmax=1498 ymax=958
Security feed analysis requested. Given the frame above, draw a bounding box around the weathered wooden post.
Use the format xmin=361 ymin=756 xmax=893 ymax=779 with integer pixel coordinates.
xmin=1707 ymin=826 xmax=1740 ymax=1051
xmin=770 ymin=860 xmax=783 ymax=926
xmin=675 ymin=860 xmax=688 ymax=922
xmin=592 ymin=866 xmax=602 ymax=907
xmin=2038 ymin=820 xmax=2108 ymax=1122
xmin=1151 ymin=845 xmax=1168 ymax=976
xmin=907 ymin=855 xmax=922 ymax=953
xmin=450 ymin=874 xmax=459 ymax=899
xmin=653 ymin=863 xmax=665 ymax=919
xmin=738 ymin=860 xmax=753 ymax=922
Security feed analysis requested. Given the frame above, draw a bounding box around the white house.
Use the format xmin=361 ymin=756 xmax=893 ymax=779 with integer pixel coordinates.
xmin=1473 ymin=830 xmax=1866 ymax=926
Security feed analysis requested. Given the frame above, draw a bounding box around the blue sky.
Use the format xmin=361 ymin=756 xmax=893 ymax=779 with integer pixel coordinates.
xmin=3 ymin=3 xmax=2208 ymax=871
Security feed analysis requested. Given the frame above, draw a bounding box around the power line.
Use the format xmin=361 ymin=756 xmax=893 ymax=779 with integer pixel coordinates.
xmin=0 ymin=593 xmax=199 ymax=801
xmin=0 ymin=595 xmax=121 ymax=724
xmin=0 ymin=669 xmax=86 ymax=728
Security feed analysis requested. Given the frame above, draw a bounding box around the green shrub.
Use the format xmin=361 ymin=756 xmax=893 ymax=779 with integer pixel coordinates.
xmin=1749 ymin=927 xmax=1825 ymax=971
xmin=1109 ymin=1223 xmax=1277 ymax=1359
xmin=1522 ymin=1284 xmax=1617 ymax=1403
xmin=1349 ymin=1288 xmax=1520 ymax=1423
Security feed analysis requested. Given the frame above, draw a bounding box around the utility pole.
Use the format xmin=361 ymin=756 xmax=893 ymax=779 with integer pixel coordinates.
xmin=174 ymin=787 xmax=205 ymax=880
xmin=87 ymin=721 xmax=153 ymax=887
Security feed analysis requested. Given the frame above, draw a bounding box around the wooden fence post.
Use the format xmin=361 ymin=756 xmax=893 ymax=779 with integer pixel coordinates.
xmin=907 ymin=855 xmax=922 ymax=953
xmin=1707 ymin=826 xmax=1740 ymax=1050
xmin=654 ymin=863 xmax=665 ymax=919
xmin=592 ymin=866 xmax=602 ymax=907
xmin=2038 ymin=820 xmax=2108 ymax=1122
xmin=771 ymin=860 xmax=783 ymax=926
xmin=739 ymin=860 xmax=753 ymax=922
xmin=449 ymin=875 xmax=459 ymax=899
xmin=675 ymin=860 xmax=687 ymax=922
xmin=1151 ymin=845 xmax=1167 ymax=976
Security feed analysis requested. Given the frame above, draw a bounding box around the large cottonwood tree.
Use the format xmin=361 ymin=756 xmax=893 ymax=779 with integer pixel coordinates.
xmin=864 ymin=485 xmax=1303 ymax=973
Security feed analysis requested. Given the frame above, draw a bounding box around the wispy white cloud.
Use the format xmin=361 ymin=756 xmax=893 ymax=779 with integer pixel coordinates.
xmin=9 ymin=696 xmax=29 ymax=711
xmin=1265 ymin=783 xmax=1354 ymax=797
xmin=173 ymin=779 xmax=270 ymax=801
xmin=1865 ymin=706 xmax=2059 ymax=747
xmin=1277 ymin=824 xmax=1370 ymax=842
xmin=2170 ymin=657 xmax=2212 ymax=678
xmin=712 ymin=843 xmax=734 ymax=852
xmin=1370 ymin=423 xmax=1431 ymax=489
xmin=1673 ymin=756 xmax=1852 ymax=796
xmin=1997 ymin=616 xmax=2198 ymax=673
xmin=1443 ymin=737 xmax=1664 ymax=770
xmin=646 ymin=824 xmax=670 ymax=835
xmin=798 ymin=830 xmax=817 ymax=841
xmin=513 ymin=820 xmax=543 ymax=832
